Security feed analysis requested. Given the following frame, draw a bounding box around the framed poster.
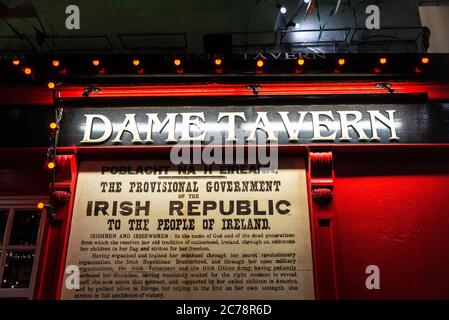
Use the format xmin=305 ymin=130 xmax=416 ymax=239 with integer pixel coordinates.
xmin=60 ymin=158 xmax=314 ymax=299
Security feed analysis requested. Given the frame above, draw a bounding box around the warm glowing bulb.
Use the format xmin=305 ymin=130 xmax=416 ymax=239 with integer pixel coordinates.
xmin=47 ymin=162 xmax=55 ymax=170
xmin=338 ymin=58 xmax=346 ymax=66
xmin=24 ymin=67 xmax=32 ymax=75
xmin=49 ymin=122 xmax=57 ymax=130
xmin=214 ymin=58 xmax=222 ymax=66
xmin=174 ymin=59 xmax=182 ymax=66
xmin=12 ymin=59 xmax=20 ymax=66
xmin=132 ymin=59 xmax=140 ymax=66
xmin=421 ymin=57 xmax=429 ymax=64
xmin=380 ymin=57 xmax=387 ymax=65
xmin=92 ymin=59 xmax=100 ymax=66
xmin=37 ymin=202 xmax=45 ymax=209
xmin=52 ymin=60 xmax=60 ymax=67
xmin=297 ymin=58 xmax=305 ymax=66
xmin=48 ymin=82 xmax=55 ymax=89
xmin=256 ymin=60 xmax=264 ymax=68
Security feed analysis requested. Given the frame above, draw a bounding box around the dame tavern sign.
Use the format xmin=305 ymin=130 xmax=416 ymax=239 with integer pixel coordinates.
xmin=78 ymin=108 xmax=399 ymax=145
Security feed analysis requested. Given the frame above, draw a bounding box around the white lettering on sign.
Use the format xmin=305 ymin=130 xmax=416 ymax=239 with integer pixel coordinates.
xmin=80 ymin=110 xmax=400 ymax=144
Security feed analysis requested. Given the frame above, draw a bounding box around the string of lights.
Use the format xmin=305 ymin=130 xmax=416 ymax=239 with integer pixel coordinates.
xmin=37 ymin=106 xmax=63 ymax=222
xmin=1 ymin=54 xmax=437 ymax=84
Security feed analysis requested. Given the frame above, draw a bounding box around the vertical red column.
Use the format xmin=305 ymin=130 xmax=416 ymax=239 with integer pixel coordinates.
xmin=34 ymin=152 xmax=78 ymax=299
xmin=307 ymin=151 xmax=339 ymax=300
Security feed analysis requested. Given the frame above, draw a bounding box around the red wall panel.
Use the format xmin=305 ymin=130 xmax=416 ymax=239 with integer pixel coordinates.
xmin=0 ymin=86 xmax=52 ymax=106
xmin=332 ymin=152 xmax=449 ymax=299
xmin=0 ymin=149 xmax=50 ymax=196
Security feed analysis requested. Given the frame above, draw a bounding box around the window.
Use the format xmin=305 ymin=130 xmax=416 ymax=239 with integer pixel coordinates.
xmin=0 ymin=197 xmax=46 ymax=299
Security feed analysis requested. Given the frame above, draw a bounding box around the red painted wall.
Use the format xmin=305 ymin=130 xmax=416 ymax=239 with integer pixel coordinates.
xmin=332 ymin=152 xmax=449 ymax=299
xmin=0 ymin=150 xmax=49 ymax=196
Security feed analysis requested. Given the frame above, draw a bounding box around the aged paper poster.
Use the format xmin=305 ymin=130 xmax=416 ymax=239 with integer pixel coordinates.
xmin=60 ymin=159 xmax=314 ymax=299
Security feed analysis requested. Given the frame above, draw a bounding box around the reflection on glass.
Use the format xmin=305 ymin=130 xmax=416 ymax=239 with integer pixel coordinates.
xmin=1 ymin=251 xmax=35 ymax=288
xmin=9 ymin=210 xmax=40 ymax=245
xmin=0 ymin=210 xmax=8 ymax=245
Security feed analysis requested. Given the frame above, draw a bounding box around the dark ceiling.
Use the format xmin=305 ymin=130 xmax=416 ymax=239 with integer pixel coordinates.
xmin=0 ymin=0 xmax=437 ymax=54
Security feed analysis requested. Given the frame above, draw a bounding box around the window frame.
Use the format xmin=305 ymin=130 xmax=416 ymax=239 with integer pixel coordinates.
xmin=0 ymin=197 xmax=47 ymax=299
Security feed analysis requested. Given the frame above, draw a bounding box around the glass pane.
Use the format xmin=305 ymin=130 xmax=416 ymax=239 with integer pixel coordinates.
xmin=0 ymin=210 xmax=8 ymax=245
xmin=9 ymin=210 xmax=41 ymax=245
xmin=1 ymin=251 xmax=35 ymax=288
